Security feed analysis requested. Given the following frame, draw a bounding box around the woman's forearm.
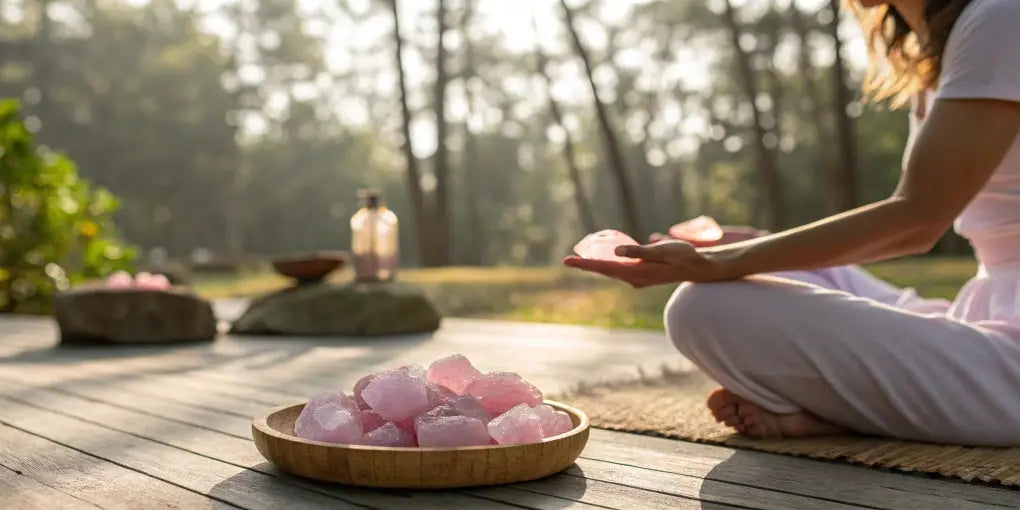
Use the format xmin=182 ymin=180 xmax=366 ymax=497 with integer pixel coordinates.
xmin=700 ymin=197 xmax=945 ymax=281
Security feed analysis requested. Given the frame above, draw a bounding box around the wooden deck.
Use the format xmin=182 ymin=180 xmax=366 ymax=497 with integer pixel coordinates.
xmin=1 ymin=314 xmax=1015 ymax=509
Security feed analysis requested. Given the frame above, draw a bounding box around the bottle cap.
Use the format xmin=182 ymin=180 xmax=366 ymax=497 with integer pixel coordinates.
xmin=358 ymin=188 xmax=380 ymax=208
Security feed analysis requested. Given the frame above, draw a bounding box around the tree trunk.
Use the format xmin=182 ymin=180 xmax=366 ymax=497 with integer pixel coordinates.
xmin=721 ymin=0 xmax=786 ymax=230
xmin=458 ymin=0 xmax=483 ymax=265
xmin=559 ymin=0 xmax=642 ymax=237
xmin=534 ymin=47 xmax=596 ymax=233
xmin=826 ymin=0 xmax=860 ymax=211
xmin=32 ymin=0 xmax=53 ymax=127
xmin=389 ymin=0 xmax=435 ymax=266
xmin=432 ymin=0 xmax=450 ymax=265
xmin=789 ymin=4 xmax=836 ymax=212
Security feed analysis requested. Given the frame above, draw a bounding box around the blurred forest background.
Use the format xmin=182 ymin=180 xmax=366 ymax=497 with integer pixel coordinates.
xmin=1 ymin=0 xmax=972 ymax=271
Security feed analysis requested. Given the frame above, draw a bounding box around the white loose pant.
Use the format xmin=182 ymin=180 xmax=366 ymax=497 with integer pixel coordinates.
xmin=664 ymin=266 xmax=1020 ymax=446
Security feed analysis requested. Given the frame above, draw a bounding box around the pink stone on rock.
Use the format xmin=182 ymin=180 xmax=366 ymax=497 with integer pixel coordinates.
xmin=105 ymin=271 xmax=134 ymax=289
xmin=294 ymin=391 xmax=363 ymax=444
xmin=573 ymin=230 xmax=640 ymax=263
xmin=361 ymin=410 xmax=386 ymax=432
xmin=353 ymin=374 xmax=375 ymax=410
xmin=487 ymin=404 xmax=545 ymax=445
xmin=427 ymin=354 xmax=482 ymax=394
xmin=465 ymin=372 xmax=544 ymax=415
xmin=415 ymin=415 xmax=492 ymax=447
xmin=533 ymin=404 xmax=574 ymax=437
xmin=426 ymin=382 xmax=456 ymax=409
xmin=134 ymin=272 xmax=171 ymax=290
xmin=668 ymin=215 xmax=724 ymax=245
xmin=361 ymin=367 xmax=430 ymax=422
xmin=361 ymin=422 xmax=416 ymax=447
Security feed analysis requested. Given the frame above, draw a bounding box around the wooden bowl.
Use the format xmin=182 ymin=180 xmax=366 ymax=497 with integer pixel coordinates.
xmin=252 ymin=400 xmax=590 ymax=489
xmin=271 ymin=251 xmax=347 ymax=283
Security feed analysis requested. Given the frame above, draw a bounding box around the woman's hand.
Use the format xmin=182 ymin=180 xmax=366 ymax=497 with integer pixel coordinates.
xmin=563 ymin=240 xmax=719 ymax=288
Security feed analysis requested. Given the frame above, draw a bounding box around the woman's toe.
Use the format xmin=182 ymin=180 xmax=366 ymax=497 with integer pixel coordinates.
xmin=747 ymin=423 xmax=768 ymax=438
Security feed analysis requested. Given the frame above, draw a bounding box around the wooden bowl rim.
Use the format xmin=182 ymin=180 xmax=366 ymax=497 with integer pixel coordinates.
xmin=252 ymin=399 xmax=590 ymax=452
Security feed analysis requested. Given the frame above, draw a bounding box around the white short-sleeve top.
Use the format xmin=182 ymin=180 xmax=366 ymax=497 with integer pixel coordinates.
xmin=905 ymin=0 xmax=1020 ymax=333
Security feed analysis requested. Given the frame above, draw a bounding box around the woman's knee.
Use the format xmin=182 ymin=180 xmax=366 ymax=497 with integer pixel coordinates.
xmin=664 ymin=281 xmax=736 ymax=355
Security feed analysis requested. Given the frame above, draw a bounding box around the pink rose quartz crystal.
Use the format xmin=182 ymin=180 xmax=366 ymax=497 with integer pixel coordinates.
xmin=360 ymin=410 xmax=386 ymax=433
xmin=465 ymin=372 xmax=543 ymax=415
xmin=415 ymin=415 xmax=492 ymax=447
xmin=425 ymin=382 xmax=456 ymax=409
xmin=448 ymin=395 xmax=492 ymax=422
xmin=294 ymin=391 xmax=363 ymax=444
xmin=360 ymin=366 xmax=430 ymax=422
xmin=668 ymin=215 xmax=724 ymax=246
xmin=487 ymin=404 xmax=544 ymax=445
xmin=361 ymin=422 xmax=416 ymax=447
xmin=427 ymin=354 xmax=482 ymax=394
xmin=533 ymin=404 xmax=574 ymax=437
xmin=353 ymin=374 xmax=375 ymax=410
xmin=573 ymin=230 xmax=640 ymax=263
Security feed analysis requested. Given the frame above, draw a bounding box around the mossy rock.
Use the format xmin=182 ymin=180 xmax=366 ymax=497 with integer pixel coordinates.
xmin=230 ymin=282 xmax=441 ymax=337
xmin=54 ymin=287 xmax=217 ymax=345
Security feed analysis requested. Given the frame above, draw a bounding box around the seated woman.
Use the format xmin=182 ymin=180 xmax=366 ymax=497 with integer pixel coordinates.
xmin=565 ymin=0 xmax=1020 ymax=446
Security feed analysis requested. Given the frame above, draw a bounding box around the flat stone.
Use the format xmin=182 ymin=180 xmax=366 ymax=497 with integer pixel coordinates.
xmin=230 ymin=282 xmax=441 ymax=337
xmin=53 ymin=287 xmax=216 ymax=345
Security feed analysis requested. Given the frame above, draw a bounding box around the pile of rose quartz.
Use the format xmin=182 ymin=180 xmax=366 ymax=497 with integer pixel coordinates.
xmin=293 ymin=355 xmax=574 ymax=448
xmin=104 ymin=271 xmax=172 ymax=290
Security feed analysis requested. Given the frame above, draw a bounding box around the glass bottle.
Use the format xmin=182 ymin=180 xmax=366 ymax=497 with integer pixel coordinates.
xmin=350 ymin=189 xmax=398 ymax=282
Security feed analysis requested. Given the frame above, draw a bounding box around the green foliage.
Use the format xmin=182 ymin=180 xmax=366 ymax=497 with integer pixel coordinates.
xmin=0 ymin=100 xmax=135 ymax=313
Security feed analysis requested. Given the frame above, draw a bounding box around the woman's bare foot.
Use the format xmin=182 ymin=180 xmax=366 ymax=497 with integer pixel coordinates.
xmin=706 ymin=388 xmax=847 ymax=439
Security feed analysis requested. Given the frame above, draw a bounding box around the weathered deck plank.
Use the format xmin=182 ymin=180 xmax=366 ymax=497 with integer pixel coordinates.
xmin=585 ymin=429 xmax=1019 ymax=509
xmin=0 ymin=422 xmax=235 ymax=509
xmin=0 ymin=398 xmax=369 ymax=509
xmin=0 ymin=463 xmax=101 ymax=510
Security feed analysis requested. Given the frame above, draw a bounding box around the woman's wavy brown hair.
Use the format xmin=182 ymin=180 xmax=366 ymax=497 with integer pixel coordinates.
xmin=850 ymin=0 xmax=975 ymax=106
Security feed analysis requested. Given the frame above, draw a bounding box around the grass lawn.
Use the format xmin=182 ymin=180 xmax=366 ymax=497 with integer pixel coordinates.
xmin=193 ymin=257 xmax=977 ymax=331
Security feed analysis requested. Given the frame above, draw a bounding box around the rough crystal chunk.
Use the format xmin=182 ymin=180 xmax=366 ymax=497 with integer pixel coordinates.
xmin=361 ymin=422 xmax=416 ymax=447
xmin=465 ymin=372 xmax=543 ymax=415
xmin=415 ymin=415 xmax=492 ymax=447
xmin=360 ymin=366 xmax=430 ymax=422
xmin=487 ymin=404 xmax=544 ymax=445
xmin=417 ymin=394 xmax=491 ymax=423
xmin=294 ymin=391 xmax=363 ymax=444
xmin=360 ymin=410 xmax=386 ymax=432
xmin=397 ymin=364 xmax=427 ymax=379
xmin=448 ymin=395 xmax=492 ymax=422
xmin=668 ymin=215 xmax=724 ymax=246
xmin=427 ymin=354 xmax=482 ymax=394
xmin=573 ymin=229 xmax=639 ymax=263
xmin=533 ymin=404 xmax=574 ymax=437
xmin=426 ymin=382 xmax=456 ymax=409
xmin=353 ymin=374 xmax=375 ymax=410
